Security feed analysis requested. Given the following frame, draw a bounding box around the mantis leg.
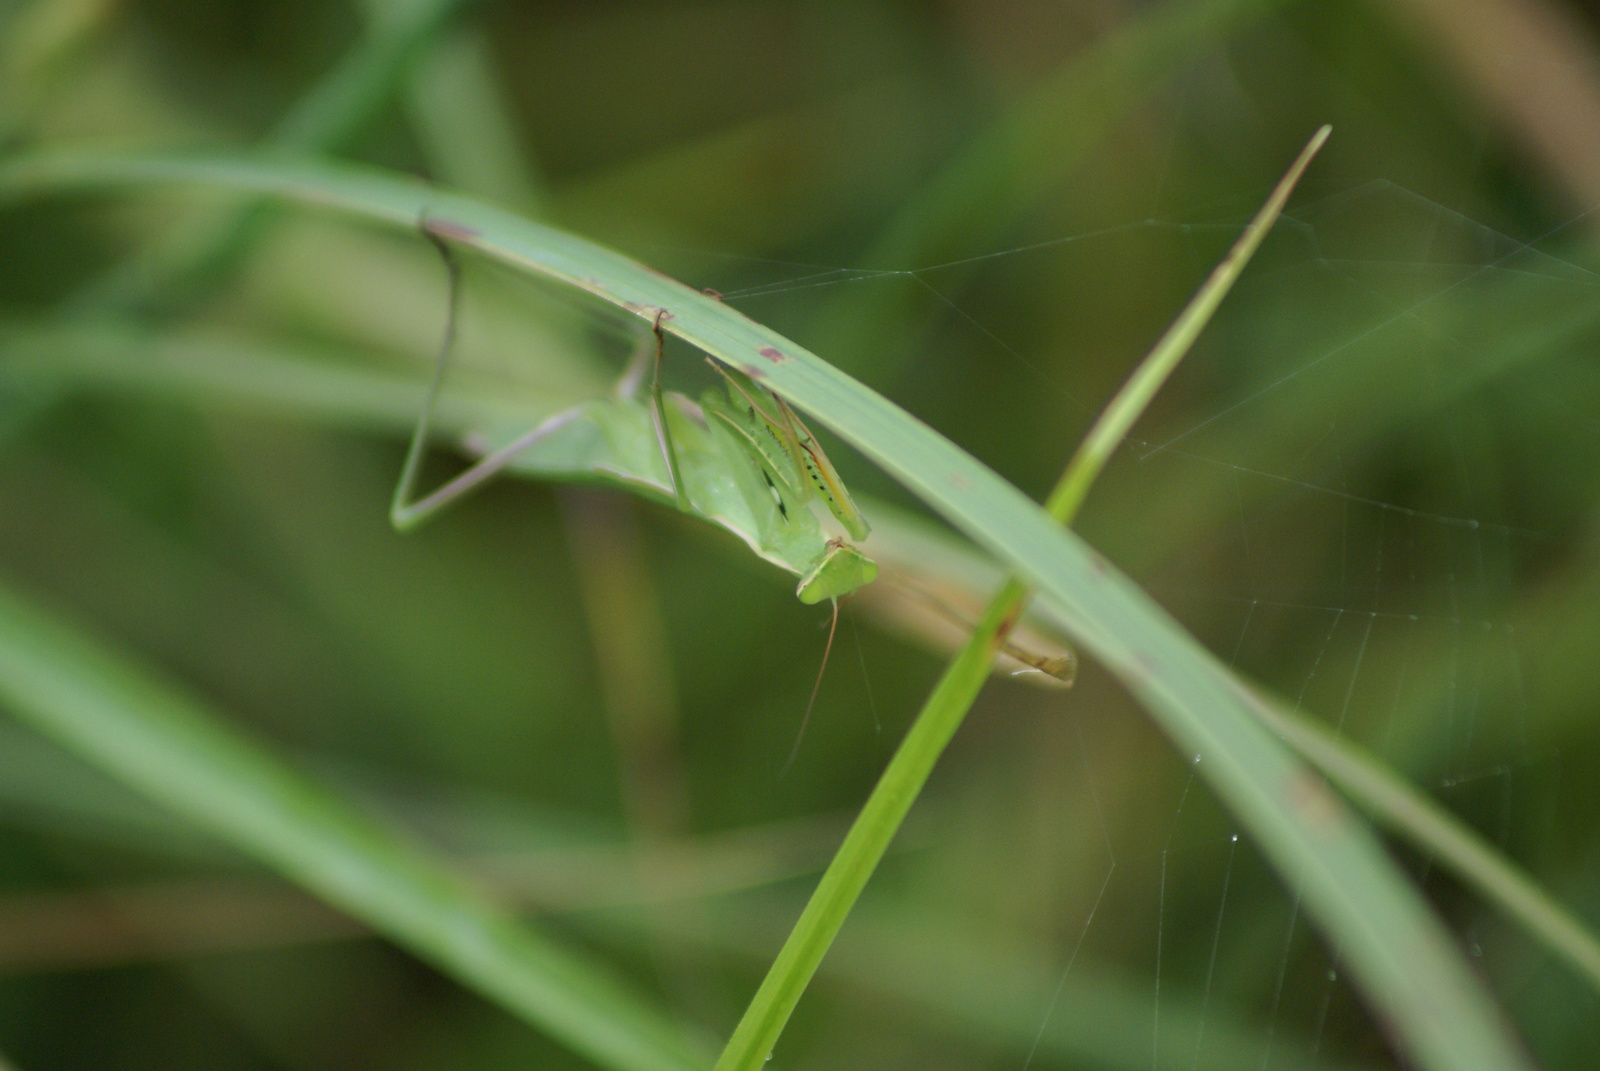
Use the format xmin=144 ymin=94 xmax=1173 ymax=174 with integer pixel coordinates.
xmin=392 ymin=226 xmax=688 ymax=531
xmin=390 ymin=409 xmax=588 ymax=530
xmin=646 ymin=309 xmax=689 ymax=510
xmin=390 ymin=223 xmax=586 ymax=530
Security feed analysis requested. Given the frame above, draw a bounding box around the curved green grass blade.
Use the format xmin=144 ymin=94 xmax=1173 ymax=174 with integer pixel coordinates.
xmin=1251 ymin=695 xmax=1600 ymax=994
xmin=0 ymin=580 xmax=706 ymax=1071
xmin=709 ymin=126 xmax=1331 ymax=1071
xmin=0 ymin=151 xmax=1533 ymax=1070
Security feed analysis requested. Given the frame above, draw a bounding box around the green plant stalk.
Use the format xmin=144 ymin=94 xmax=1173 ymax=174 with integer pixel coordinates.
xmin=711 ymin=126 xmax=1331 ymax=1071
xmin=1048 ymin=129 xmax=1327 ymax=518
xmin=0 ymin=582 xmax=706 ymax=1071
xmin=0 ymin=152 xmax=1535 ymax=1071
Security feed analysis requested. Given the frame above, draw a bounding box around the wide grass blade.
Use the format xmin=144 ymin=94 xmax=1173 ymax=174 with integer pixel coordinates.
xmin=0 ymin=151 xmax=1534 ymax=1070
xmin=1252 ymin=695 xmax=1600 ymax=994
xmin=0 ymin=580 xmax=706 ymax=1071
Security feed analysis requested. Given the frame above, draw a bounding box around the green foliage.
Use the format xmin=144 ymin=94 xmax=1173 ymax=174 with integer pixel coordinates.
xmin=2 ymin=3 xmax=1599 ymax=1071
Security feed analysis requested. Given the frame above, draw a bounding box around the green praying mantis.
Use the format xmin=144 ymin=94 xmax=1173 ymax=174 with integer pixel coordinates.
xmin=391 ymin=222 xmax=879 ymax=609
xmin=700 ymin=358 xmax=877 ymax=602
xmin=389 ymin=221 xmax=1073 ymax=715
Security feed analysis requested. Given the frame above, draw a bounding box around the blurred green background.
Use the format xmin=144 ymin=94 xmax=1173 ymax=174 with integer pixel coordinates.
xmin=2 ymin=0 xmax=1599 ymax=1067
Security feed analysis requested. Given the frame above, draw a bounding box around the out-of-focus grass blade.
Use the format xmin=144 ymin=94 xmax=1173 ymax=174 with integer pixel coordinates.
xmin=0 ymin=152 xmax=1534 ymax=1071
xmin=280 ymin=0 xmax=468 ymax=154
xmin=0 ymin=580 xmax=706 ymax=1071
xmin=0 ymin=324 xmax=578 ymax=439
xmin=404 ymin=23 xmax=545 ymax=212
xmin=0 ymin=0 xmax=117 ymax=144
xmin=850 ymin=0 xmax=1292 ymax=267
xmin=809 ymin=0 xmax=1293 ymax=376
xmin=67 ymin=0 xmax=468 ymax=316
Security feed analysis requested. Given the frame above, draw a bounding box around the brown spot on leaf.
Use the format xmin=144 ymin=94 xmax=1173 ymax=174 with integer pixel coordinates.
xmin=422 ymin=218 xmax=479 ymax=242
xmin=1127 ymin=650 xmax=1160 ymax=684
xmin=759 ymin=347 xmax=787 ymax=364
xmin=1283 ymin=769 xmax=1348 ymax=835
xmin=703 ymin=288 xmax=725 ymax=301
xmin=622 ymin=302 xmax=672 ymax=324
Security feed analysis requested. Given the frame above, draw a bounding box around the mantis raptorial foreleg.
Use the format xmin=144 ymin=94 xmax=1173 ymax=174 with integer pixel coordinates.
xmin=390 ymin=220 xmax=678 ymax=530
xmin=647 ymin=308 xmax=689 ymax=512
